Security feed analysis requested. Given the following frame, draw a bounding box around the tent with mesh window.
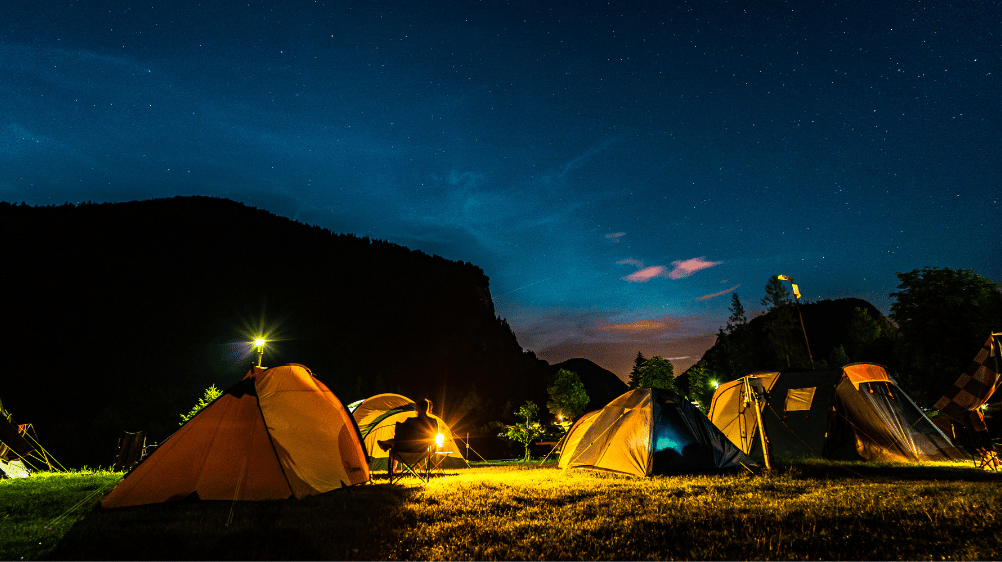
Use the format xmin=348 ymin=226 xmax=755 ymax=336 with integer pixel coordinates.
xmin=557 ymin=387 xmax=755 ymax=476
xmin=348 ymin=393 xmax=467 ymax=469
xmin=707 ymin=363 xmax=965 ymax=463
xmin=102 ymin=364 xmax=370 ymax=508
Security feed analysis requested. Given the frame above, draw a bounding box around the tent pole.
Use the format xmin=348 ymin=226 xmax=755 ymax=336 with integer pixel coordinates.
xmin=745 ymin=377 xmax=772 ymax=470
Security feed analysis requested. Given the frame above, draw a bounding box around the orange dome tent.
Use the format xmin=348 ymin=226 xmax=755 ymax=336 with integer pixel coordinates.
xmin=102 ymin=364 xmax=369 ymax=508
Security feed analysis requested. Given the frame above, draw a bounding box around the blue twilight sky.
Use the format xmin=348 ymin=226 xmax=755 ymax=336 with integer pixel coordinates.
xmin=2 ymin=1 xmax=999 ymax=378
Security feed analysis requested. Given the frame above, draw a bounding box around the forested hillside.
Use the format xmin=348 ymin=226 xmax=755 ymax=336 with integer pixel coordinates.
xmin=0 ymin=197 xmax=551 ymax=467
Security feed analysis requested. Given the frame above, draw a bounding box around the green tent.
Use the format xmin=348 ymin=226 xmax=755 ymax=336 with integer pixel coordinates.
xmin=708 ymin=363 xmax=965 ymax=462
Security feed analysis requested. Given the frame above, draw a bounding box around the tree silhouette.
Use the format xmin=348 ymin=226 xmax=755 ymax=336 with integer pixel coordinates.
xmin=546 ymin=369 xmax=590 ymax=423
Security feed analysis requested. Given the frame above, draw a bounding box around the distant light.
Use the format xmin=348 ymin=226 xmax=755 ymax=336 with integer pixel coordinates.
xmin=254 ymin=338 xmax=266 ymax=347
xmin=435 ymin=433 xmax=445 ymax=448
xmin=711 ymin=381 xmax=720 ymax=389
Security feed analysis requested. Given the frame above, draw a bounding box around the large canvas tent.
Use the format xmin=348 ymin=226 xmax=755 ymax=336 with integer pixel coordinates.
xmin=708 ymin=363 xmax=964 ymax=463
xmin=558 ymin=387 xmax=755 ymax=476
xmin=1 ymin=395 xmax=62 ymax=477
xmin=349 ymin=393 xmax=466 ymax=469
xmin=102 ymin=364 xmax=369 ymax=508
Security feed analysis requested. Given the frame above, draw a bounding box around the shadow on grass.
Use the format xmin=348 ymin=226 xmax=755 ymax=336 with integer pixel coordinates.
xmin=45 ymin=482 xmax=420 ymax=561
xmin=777 ymin=459 xmax=1002 ymax=482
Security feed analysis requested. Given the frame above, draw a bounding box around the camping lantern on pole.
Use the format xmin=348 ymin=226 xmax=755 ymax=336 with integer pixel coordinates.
xmin=254 ymin=338 xmax=266 ymax=367
xmin=777 ymin=275 xmax=815 ymax=370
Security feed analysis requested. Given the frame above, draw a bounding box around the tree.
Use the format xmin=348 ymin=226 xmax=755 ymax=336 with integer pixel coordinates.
xmin=890 ymin=267 xmax=1002 ymax=405
xmin=762 ymin=276 xmax=792 ymax=310
xmin=635 ymin=356 xmax=678 ymax=393
xmin=546 ymin=369 xmax=590 ymax=423
xmin=725 ymin=293 xmax=747 ymax=333
xmin=681 ymin=360 xmax=713 ymax=413
xmin=179 ymin=385 xmax=222 ymax=425
xmin=762 ymin=276 xmax=803 ymax=368
xmin=826 ymin=345 xmax=851 ymax=368
xmin=845 ymin=307 xmax=882 ymax=360
xmin=497 ymin=401 xmax=544 ymax=461
xmin=628 ymin=351 xmax=646 ymax=388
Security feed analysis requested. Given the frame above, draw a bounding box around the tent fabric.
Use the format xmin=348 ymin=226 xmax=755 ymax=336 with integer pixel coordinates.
xmin=934 ymin=335 xmax=1000 ymax=424
xmin=707 ymin=372 xmax=781 ymax=455
xmin=0 ymin=416 xmax=34 ymax=459
xmin=558 ymin=388 xmax=755 ymax=477
xmin=0 ymin=458 xmax=30 ymax=478
xmin=708 ymin=363 xmax=965 ymax=463
xmin=102 ymin=364 xmax=369 ymax=509
xmin=350 ymin=393 xmax=466 ymax=468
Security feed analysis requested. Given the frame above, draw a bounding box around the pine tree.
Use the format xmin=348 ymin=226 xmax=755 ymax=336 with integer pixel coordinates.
xmin=725 ymin=293 xmax=747 ymax=333
xmin=762 ymin=276 xmax=792 ymax=310
xmin=628 ymin=351 xmax=646 ymax=388
xmin=762 ymin=276 xmax=802 ymax=368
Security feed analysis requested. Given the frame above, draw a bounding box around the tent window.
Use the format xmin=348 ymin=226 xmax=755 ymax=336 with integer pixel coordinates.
xmin=784 ymin=387 xmax=816 ymax=412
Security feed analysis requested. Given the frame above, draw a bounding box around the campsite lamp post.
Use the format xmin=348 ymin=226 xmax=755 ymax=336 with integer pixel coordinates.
xmin=254 ymin=337 xmax=266 ymax=367
xmin=776 ymin=275 xmax=815 ymax=370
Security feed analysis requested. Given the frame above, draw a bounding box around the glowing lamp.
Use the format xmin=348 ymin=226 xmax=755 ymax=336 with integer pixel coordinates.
xmin=435 ymin=433 xmax=445 ymax=448
xmin=711 ymin=381 xmax=719 ymax=389
xmin=253 ymin=337 xmax=266 ymax=367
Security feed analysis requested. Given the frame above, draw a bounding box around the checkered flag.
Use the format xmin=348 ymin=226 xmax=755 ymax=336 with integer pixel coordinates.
xmin=934 ymin=335 xmax=1001 ymax=426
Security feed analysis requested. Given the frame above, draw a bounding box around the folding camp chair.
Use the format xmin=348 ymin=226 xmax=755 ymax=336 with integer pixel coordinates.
xmin=388 ymin=447 xmax=434 ymax=484
xmin=973 ymin=437 xmax=1001 ymax=471
xmin=113 ymin=430 xmax=147 ymax=472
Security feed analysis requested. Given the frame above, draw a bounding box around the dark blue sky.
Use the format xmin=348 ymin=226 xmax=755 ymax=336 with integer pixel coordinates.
xmin=3 ymin=1 xmax=999 ymax=377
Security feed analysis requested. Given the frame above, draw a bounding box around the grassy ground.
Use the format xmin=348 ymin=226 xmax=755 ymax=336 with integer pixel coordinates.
xmin=4 ymin=460 xmax=1001 ymax=560
xmin=0 ymin=470 xmax=122 ymax=561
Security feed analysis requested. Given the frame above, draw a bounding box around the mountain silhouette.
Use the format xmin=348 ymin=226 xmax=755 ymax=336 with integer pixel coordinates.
xmin=0 ymin=196 xmax=551 ymax=467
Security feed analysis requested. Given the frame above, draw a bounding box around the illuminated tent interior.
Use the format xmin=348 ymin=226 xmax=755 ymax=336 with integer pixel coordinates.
xmin=558 ymin=387 xmax=755 ymax=476
xmin=707 ymin=363 xmax=965 ymax=463
xmin=102 ymin=364 xmax=369 ymax=508
xmin=349 ymin=393 xmax=467 ymax=469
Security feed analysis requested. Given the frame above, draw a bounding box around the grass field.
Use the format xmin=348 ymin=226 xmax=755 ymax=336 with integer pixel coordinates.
xmin=4 ymin=460 xmax=1002 ymax=560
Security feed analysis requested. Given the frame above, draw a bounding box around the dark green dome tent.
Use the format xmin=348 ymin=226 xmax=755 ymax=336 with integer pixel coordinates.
xmin=708 ymin=363 xmax=964 ymax=463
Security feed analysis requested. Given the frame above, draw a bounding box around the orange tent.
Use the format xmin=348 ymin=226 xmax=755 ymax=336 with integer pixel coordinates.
xmin=102 ymin=364 xmax=369 ymax=508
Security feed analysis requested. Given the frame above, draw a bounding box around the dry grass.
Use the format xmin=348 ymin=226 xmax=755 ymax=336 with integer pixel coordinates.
xmin=6 ymin=461 xmax=1001 ymax=560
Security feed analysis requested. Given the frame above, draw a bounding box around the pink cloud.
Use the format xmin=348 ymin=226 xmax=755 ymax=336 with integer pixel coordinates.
xmin=695 ymin=284 xmax=741 ymax=301
xmin=668 ymin=257 xmax=723 ymax=279
xmin=624 ymin=265 xmax=666 ymax=282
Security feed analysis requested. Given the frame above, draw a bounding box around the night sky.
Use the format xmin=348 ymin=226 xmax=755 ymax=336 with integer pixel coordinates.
xmin=3 ymin=1 xmax=999 ymax=378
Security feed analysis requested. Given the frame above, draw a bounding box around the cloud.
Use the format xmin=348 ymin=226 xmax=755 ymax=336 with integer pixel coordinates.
xmin=618 ymin=256 xmax=723 ymax=282
xmin=624 ymin=265 xmax=666 ymax=282
xmin=605 ymin=232 xmax=626 ymax=242
xmin=616 ymin=258 xmax=644 ymax=268
xmin=695 ymin=284 xmax=741 ymax=301
xmin=599 ymin=317 xmax=686 ymax=333
xmin=668 ymin=257 xmax=724 ymax=279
